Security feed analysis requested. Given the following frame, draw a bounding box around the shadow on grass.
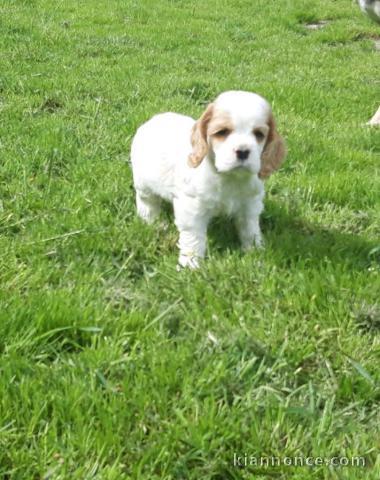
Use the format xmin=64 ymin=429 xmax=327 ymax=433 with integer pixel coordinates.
xmin=208 ymin=199 xmax=378 ymax=271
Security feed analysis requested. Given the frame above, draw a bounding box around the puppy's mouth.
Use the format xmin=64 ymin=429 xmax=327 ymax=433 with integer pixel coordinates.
xmin=233 ymin=163 xmax=251 ymax=170
xmin=216 ymin=163 xmax=253 ymax=175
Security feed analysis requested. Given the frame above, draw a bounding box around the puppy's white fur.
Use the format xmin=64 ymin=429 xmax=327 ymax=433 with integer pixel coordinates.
xmin=131 ymin=90 xmax=286 ymax=268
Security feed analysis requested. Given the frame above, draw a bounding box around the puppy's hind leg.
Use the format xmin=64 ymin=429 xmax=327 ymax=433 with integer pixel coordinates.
xmin=135 ymin=190 xmax=161 ymax=224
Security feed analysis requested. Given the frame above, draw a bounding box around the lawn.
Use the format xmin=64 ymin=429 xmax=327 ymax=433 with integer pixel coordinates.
xmin=0 ymin=0 xmax=379 ymax=478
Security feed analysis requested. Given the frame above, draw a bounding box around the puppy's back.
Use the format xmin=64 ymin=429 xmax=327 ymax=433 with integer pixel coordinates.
xmin=131 ymin=113 xmax=194 ymax=201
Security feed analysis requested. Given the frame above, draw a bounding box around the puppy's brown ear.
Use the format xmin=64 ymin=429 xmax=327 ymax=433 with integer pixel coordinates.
xmin=259 ymin=114 xmax=287 ymax=179
xmin=188 ymin=103 xmax=214 ymax=167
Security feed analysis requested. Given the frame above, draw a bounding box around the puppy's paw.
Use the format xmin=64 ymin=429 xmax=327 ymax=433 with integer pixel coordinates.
xmin=177 ymin=254 xmax=201 ymax=270
xmin=242 ymin=235 xmax=264 ymax=252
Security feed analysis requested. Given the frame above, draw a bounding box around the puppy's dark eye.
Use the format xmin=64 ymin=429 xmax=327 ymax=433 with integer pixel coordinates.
xmin=253 ymin=129 xmax=265 ymax=142
xmin=214 ymin=128 xmax=231 ymax=137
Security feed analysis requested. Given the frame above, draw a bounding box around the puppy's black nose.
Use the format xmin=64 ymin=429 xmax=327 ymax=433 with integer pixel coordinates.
xmin=236 ymin=149 xmax=250 ymax=161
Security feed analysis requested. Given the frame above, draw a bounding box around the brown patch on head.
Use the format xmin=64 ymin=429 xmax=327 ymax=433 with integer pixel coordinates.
xmin=259 ymin=113 xmax=286 ymax=179
xmin=207 ymin=109 xmax=234 ymax=151
xmin=188 ymin=103 xmax=214 ymax=167
xmin=207 ymin=110 xmax=234 ymax=137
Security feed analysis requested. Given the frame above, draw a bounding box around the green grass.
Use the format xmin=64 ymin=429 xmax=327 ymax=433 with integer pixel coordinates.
xmin=0 ymin=0 xmax=379 ymax=478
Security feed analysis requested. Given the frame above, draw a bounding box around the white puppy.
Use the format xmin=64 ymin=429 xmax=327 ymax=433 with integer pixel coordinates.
xmin=131 ymin=90 xmax=286 ymax=268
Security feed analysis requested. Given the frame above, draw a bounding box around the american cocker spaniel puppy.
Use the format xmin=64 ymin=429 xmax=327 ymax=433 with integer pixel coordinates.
xmin=131 ymin=90 xmax=286 ymax=268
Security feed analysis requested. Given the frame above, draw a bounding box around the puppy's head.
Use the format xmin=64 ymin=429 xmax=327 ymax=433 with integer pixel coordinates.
xmin=189 ymin=90 xmax=286 ymax=178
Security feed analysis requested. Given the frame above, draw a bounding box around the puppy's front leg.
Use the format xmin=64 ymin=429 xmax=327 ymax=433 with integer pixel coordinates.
xmin=235 ymin=196 xmax=264 ymax=251
xmin=177 ymin=229 xmax=207 ymax=269
xmin=174 ymin=196 xmax=209 ymax=269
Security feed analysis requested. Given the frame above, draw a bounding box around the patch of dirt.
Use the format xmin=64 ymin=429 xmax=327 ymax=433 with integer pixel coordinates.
xmin=40 ymin=98 xmax=63 ymax=113
xmin=353 ymin=32 xmax=380 ymax=49
xmin=304 ymin=20 xmax=329 ymax=30
xmin=355 ymin=302 xmax=380 ymax=334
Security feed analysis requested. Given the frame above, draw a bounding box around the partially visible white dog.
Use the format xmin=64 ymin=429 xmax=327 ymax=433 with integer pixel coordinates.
xmin=131 ymin=90 xmax=286 ymax=268
xmin=358 ymin=0 xmax=380 ymax=125
xmin=358 ymin=0 xmax=380 ymax=24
